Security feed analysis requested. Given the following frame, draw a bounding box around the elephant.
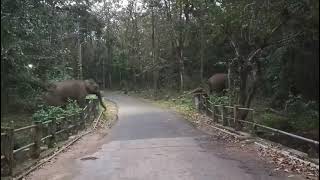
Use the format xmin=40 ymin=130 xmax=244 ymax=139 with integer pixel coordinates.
xmin=42 ymin=79 xmax=106 ymax=110
xmin=207 ymin=73 xmax=228 ymax=94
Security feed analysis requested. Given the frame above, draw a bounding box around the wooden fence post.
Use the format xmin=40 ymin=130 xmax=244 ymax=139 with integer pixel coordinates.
xmin=61 ymin=118 xmax=68 ymax=140
xmin=199 ymin=95 xmax=203 ymax=112
xmin=84 ymin=106 xmax=88 ymax=127
xmin=1 ymin=127 xmax=14 ymax=176
xmin=91 ymin=100 xmax=95 ymax=122
xmin=203 ymin=97 xmax=207 ymax=114
xmin=70 ymin=115 xmax=77 ymax=135
xmin=66 ymin=117 xmax=72 ymax=136
xmin=251 ymin=110 xmax=257 ymax=134
xmin=75 ymin=113 xmax=81 ymax=132
xmin=233 ymin=105 xmax=241 ymax=130
xmin=222 ymin=106 xmax=227 ymax=126
xmin=194 ymin=94 xmax=200 ymax=112
xmin=212 ymin=105 xmax=216 ymax=123
xmin=93 ymin=99 xmax=97 ymax=119
xmin=95 ymin=99 xmax=99 ymax=118
xmin=48 ymin=118 xmax=56 ymax=148
xmin=80 ymin=110 xmax=85 ymax=130
xmin=31 ymin=121 xmax=42 ymax=159
xmin=205 ymin=98 xmax=210 ymax=116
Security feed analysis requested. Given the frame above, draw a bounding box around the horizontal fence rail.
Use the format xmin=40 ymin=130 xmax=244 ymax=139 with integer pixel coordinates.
xmin=195 ymin=94 xmax=319 ymax=147
xmin=1 ymin=99 xmax=100 ymax=177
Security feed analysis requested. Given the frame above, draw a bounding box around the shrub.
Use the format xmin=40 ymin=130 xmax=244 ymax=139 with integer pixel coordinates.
xmin=208 ymin=94 xmax=230 ymax=105
xmin=32 ymin=100 xmax=82 ymax=123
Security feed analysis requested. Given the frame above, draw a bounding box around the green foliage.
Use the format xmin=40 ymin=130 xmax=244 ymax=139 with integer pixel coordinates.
xmin=258 ymin=95 xmax=319 ymax=133
xmin=32 ymin=100 xmax=82 ymax=123
xmin=260 ymin=113 xmax=293 ymax=132
xmin=260 ymin=111 xmax=319 ymax=134
xmin=264 ymin=47 xmax=287 ymax=93
xmin=86 ymin=94 xmax=98 ymax=100
xmin=47 ymin=67 xmax=74 ymax=82
xmin=208 ymin=94 xmax=230 ymax=105
xmin=171 ymin=96 xmax=195 ymax=112
xmin=286 ymin=95 xmax=319 ymax=114
xmin=1 ymin=0 xmax=103 ymax=113
xmin=285 ymin=95 xmax=319 ymax=131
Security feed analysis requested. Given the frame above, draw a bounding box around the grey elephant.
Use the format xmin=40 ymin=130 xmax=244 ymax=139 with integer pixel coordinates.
xmin=207 ymin=73 xmax=228 ymax=94
xmin=42 ymin=79 xmax=106 ymax=110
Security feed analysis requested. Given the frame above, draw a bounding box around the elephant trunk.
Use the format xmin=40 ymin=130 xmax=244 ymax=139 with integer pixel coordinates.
xmin=96 ymin=91 xmax=107 ymax=111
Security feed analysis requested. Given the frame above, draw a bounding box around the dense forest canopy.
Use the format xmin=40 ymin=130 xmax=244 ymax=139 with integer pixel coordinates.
xmin=1 ymin=0 xmax=319 ymax=139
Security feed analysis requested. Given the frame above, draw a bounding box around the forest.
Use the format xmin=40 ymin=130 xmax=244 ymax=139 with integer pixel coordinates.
xmin=1 ymin=0 xmax=319 ymax=152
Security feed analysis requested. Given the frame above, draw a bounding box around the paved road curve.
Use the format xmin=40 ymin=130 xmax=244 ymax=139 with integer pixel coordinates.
xmin=28 ymin=93 xmax=301 ymax=180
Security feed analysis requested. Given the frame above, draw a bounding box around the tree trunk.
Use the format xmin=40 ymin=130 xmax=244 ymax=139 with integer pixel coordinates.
xmin=119 ymin=70 xmax=122 ymax=87
xmin=178 ymin=48 xmax=184 ymax=92
xmin=1 ymin=53 xmax=7 ymax=115
xmin=178 ymin=0 xmax=184 ymax=92
xmin=151 ymin=4 xmax=157 ymax=95
xmin=108 ymin=72 xmax=112 ymax=89
xmin=200 ymin=21 xmax=205 ymax=82
xmin=78 ymin=43 xmax=82 ymax=80
xmin=77 ymin=22 xmax=83 ymax=80
xmin=239 ymin=64 xmax=248 ymax=106
xmin=102 ymin=58 xmax=106 ymax=88
xmin=227 ymin=63 xmax=232 ymax=105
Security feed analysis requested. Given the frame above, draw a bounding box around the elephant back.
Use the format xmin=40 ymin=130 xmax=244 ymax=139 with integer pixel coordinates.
xmin=208 ymin=73 xmax=227 ymax=93
xmin=52 ymin=80 xmax=87 ymax=100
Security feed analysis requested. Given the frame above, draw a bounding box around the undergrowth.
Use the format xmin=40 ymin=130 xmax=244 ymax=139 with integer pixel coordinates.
xmin=32 ymin=100 xmax=82 ymax=123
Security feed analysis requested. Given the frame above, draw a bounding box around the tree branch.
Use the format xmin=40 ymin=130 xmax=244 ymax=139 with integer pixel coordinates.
xmin=229 ymin=37 xmax=240 ymax=57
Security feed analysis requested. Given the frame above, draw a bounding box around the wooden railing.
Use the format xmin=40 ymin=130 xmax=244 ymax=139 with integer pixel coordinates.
xmin=1 ymin=99 xmax=99 ymax=177
xmin=197 ymin=94 xmax=319 ymax=148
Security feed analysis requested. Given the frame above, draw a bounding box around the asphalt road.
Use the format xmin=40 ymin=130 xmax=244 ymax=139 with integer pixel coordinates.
xmin=28 ymin=93 xmax=302 ymax=180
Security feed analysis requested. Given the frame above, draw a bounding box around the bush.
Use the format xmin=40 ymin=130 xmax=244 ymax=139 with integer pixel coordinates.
xmin=285 ymin=95 xmax=319 ymax=131
xmin=32 ymin=100 xmax=82 ymax=123
xmin=208 ymin=94 xmax=230 ymax=105
xmin=259 ymin=113 xmax=293 ymax=131
xmin=173 ymin=96 xmax=194 ymax=111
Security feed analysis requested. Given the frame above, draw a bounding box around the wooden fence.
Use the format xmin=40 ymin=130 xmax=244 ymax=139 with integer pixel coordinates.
xmin=1 ymin=99 xmax=99 ymax=177
xmin=196 ymin=94 xmax=319 ymax=148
